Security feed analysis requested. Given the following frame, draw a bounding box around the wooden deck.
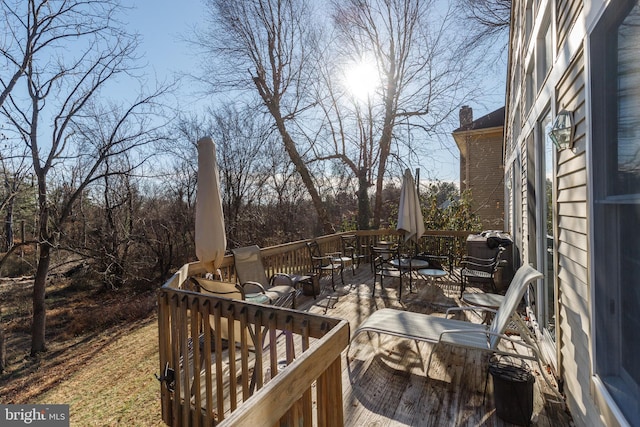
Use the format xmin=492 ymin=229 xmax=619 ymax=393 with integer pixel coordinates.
xmin=289 ymin=263 xmax=571 ymax=426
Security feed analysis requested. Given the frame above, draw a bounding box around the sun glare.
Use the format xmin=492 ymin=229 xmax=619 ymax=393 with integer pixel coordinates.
xmin=344 ymin=60 xmax=379 ymax=102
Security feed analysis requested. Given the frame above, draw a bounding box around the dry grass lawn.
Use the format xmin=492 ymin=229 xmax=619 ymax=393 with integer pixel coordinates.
xmin=1 ymin=272 xmax=164 ymax=426
xmin=33 ymin=317 xmax=165 ymax=426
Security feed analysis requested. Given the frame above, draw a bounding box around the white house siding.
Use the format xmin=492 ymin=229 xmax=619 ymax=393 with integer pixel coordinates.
xmin=504 ymin=0 xmax=632 ymax=425
xmin=557 ymin=0 xmax=584 ymax=50
xmin=554 ymin=38 xmax=603 ymax=427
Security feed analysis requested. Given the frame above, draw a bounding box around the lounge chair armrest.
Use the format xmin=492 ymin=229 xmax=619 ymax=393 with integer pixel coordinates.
xmin=445 ymin=306 xmax=498 ymax=318
xmin=239 ymin=281 xmax=267 ymax=295
xmin=186 ymin=277 xmax=202 ymax=292
xmin=436 ymin=327 xmax=489 ymax=342
xmin=437 ymin=329 xmax=537 ymax=357
xmin=269 ymin=273 xmax=294 ymax=287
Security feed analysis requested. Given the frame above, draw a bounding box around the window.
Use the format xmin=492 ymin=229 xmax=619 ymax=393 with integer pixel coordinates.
xmin=525 ymin=61 xmax=534 ymax=113
xmin=537 ymin=19 xmax=553 ymax=89
xmin=525 ymin=9 xmax=552 ymax=112
xmin=525 ymin=0 xmax=533 ymax=44
xmin=540 ymin=112 xmax=556 ymax=347
xmin=591 ymin=0 xmax=640 ymax=422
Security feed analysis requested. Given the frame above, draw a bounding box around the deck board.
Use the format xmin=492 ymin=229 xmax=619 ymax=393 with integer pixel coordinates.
xmin=296 ymin=264 xmax=571 ymax=426
xmin=197 ymin=264 xmax=571 ymax=426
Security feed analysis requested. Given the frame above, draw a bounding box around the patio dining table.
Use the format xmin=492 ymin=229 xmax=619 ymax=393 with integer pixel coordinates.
xmin=418 ymin=268 xmax=448 ymax=279
xmin=417 ymin=268 xmax=448 ymax=290
xmin=390 ymin=257 xmax=430 ymax=293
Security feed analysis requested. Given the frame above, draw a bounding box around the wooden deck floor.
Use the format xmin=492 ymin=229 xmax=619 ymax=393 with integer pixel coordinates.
xmin=291 ymin=263 xmax=571 ymax=426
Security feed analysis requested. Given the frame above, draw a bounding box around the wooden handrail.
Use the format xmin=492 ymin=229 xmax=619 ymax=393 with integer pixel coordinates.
xmin=158 ymin=285 xmax=349 ymax=426
xmin=219 ymin=319 xmax=349 ymax=426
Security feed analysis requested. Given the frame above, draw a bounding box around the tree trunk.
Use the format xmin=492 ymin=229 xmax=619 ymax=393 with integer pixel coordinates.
xmin=257 ymin=81 xmax=335 ymax=235
xmin=373 ymin=126 xmax=394 ymax=228
xmin=372 ymin=64 xmax=397 ymax=228
xmin=31 ymin=176 xmax=50 ymax=355
xmin=0 ymin=308 xmax=6 ymax=373
xmin=279 ymin=130 xmax=334 ymax=235
xmin=3 ymin=201 xmax=13 ymax=251
xmin=357 ymin=168 xmax=370 ymax=230
xmin=31 ymin=242 xmax=50 ymax=355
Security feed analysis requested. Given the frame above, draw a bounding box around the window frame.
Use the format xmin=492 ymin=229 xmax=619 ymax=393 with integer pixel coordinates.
xmin=536 ymin=18 xmax=553 ymax=91
xmin=590 ymin=0 xmax=640 ymax=422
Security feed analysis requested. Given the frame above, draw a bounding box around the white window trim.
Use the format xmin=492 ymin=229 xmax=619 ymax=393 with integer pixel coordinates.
xmin=586 ymin=2 xmax=639 ymax=424
xmin=534 ymin=108 xmax=558 ymax=371
xmin=591 ymin=376 xmax=632 ymax=427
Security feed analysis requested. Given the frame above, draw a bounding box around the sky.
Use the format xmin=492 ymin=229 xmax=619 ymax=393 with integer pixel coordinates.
xmin=125 ymin=0 xmax=507 ymax=184
xmin=128 ymin=1 xmax=202 ymax=81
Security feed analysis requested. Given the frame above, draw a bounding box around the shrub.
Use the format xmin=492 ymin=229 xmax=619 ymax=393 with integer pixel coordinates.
xmin=0 ymin=253 xmax=35 ymax=278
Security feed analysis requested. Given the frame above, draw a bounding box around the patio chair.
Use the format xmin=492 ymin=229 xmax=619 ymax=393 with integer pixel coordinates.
xmin=459 ymin=246 xmax=506 ymax=297
xmin=188 ymin=277 xmax=255 ymax=344
xmin=349 ymin=264 xmax=558 ymax=393
xmin=306 ymin=240 xmax=346 ymax=291
xmin=418 ymin=235 xmax=455 ymax=273
xmin=370 ymin=245 xmax=405 ymax=298
xmin=232 ymin=245 xmax=297 ymax=308
xmin=341 ymin=234 xmax=365 ymax=274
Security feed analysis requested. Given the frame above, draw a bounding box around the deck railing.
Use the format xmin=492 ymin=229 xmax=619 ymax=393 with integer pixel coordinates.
xmin=214 ymin=230 xmax=473 ymax=282
xmin=158 ymin=230 xmax=474 ymax=426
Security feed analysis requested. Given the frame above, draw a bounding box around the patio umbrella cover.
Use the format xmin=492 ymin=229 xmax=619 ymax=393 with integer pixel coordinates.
xmin=195 ymin=137 xmax=227 ymax=273
xmin=397 ymin=168 xmax=425 ymax=243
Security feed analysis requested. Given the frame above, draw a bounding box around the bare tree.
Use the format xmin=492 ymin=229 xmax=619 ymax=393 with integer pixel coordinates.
xmin=0 ymin=135 xmax=32 ymax=251
xmin=0 ymin=0 xmax=121 ymax=110
xmin=457 ymin=0 xmax=511 ymax=36
xmin=88 ymin=154 xmax=136 ymax=288
xmin=0 ymin=0 xmax=167 ymax=355
xmin=331 ymin=0 xmax=475 ymax=227
xmin=199 ymin=0 xmax=335 ymax=234
xmin=211 ymin=106 xmax=269 ymax=247
xmin=259 ymin=133 xmax=310 ymax=243
xmin=454 ymin=0 xmax=511 ymax=57
xmin=165 ymin=108 xmax=268 ymax=250
xmin=196 ymin=0 xmax=483 ymax=232
xmin=169 ymin=105 xmax=309 ymax=248
xmin=305 ymin=50 xmax=377 ymax=230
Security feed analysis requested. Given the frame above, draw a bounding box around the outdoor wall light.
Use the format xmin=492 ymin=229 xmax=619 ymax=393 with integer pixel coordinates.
xmin=548 ymin=109 xmax=574 ymax=150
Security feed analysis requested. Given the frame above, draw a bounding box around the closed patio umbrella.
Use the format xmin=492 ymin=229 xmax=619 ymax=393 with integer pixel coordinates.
xmin=397 ymin=168 xmax=425 ymax=243
xmin=195 ymin=137 xmax=227 ymax=273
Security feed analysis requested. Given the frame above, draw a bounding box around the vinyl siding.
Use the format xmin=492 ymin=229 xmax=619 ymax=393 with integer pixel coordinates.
xmin=555 ymin=47 xmax=604 ymax=426
xmin=557 ymin=0 xmax=584 ymax=50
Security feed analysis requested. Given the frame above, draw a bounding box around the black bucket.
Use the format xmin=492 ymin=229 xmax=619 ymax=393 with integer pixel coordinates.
xmin=489 ymin=356 xmax=535 ymax=426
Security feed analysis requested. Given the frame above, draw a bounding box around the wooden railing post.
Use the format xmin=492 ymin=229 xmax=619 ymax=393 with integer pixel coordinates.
xmin=316 ymin=354 xmax=344 ymax=427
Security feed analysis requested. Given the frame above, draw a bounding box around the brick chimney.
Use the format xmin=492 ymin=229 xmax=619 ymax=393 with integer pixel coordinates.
xmin=459 ymin=105 xmax=473 ymax=128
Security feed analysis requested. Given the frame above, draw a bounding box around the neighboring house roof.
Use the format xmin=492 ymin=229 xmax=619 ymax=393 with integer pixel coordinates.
xmin=453 ymin=106 xmax=505 ymax=133
xmin=452 ymin=106 xmax=505 ymax=155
